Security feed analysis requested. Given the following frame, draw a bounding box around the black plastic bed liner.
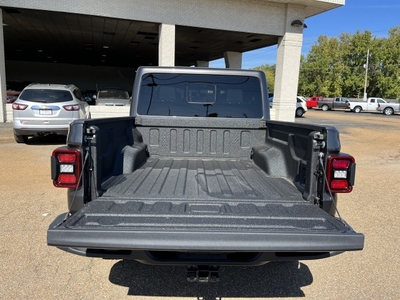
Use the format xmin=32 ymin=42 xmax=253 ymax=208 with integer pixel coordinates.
xmin=48 ymin=158 xmax=364 ymax=252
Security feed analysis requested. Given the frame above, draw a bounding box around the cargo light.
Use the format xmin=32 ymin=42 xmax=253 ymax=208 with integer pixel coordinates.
xmin=326 ymin=155 xmax=355 ymax=193
xmin=51 ymin=148 xmax=82 ymax=188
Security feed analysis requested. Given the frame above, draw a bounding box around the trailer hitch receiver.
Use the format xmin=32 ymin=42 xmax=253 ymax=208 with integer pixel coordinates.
xmin=187 ymin=265 xmax=220 ymax=283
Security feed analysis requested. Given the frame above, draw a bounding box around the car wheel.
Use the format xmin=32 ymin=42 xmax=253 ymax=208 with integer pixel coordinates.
xmin=354 ymin=106 xmax=362 ymax=113
xmin=321 ymin=104 xmax=329 ymax=111
xmin=295 ymin=108 xmax=304 ymax=117
xmin=14 ymin=133 xmax=28 ymax=144
xmin=383 ymin=107 xmax=394 ymax=116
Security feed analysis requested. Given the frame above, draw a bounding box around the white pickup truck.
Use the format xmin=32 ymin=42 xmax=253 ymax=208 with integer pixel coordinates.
xmin=348 ymin=97 xmax=387 ymax=113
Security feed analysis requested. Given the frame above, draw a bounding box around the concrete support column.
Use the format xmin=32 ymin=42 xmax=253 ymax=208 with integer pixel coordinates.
xmin=223 ymin=51 xmax=242 ymax=69
xmin=273 ymin=4 xmax=305 ymax=122
xmin=196 ymin=60 xmax=209 ymax=67
xmin=0 ymin=8 xmax=7 ymax=123
xmin=158 ymin=24 xmax=175 ymax=67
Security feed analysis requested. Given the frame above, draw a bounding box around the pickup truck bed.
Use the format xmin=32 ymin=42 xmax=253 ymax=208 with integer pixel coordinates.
xmin=48 ymin=68 xmax=363 ymax=269
xmin=49 ymin=156 xmax=362 ymax=258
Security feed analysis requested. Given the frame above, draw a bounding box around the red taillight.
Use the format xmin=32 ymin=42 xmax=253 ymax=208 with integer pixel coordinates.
xmin=63 ymin=104 xmax=80 ymax=111
xmin=52 ymin=148 xmax=82 ymax=188
xmin=330 ymin=179 xmax=350 ymax=190
xmin=12 ymin=103 xmax=28 ymax=110
xmin=58 ymin=174 xmax=77 ymax=184
xmin=326 ymin=155 xmax=355 ymax=193
xmin=332 ymin=159 xmax=350 ymax=169
xmin=58 ymin=153 xmax=77 ymax=163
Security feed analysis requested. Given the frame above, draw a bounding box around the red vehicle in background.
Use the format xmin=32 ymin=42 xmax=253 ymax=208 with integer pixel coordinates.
xmin=6 ymin=90 xmax=21 ymax=103
xmin=305 ymin=96 xmax=323 ymax=109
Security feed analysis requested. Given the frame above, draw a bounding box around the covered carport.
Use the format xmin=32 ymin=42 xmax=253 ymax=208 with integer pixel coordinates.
xmin=0 ymin=0 xmax=344 ymax=122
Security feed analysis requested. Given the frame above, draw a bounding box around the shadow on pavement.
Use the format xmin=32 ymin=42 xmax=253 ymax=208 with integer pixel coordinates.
xmin=109 ymin=260 xmax=313 ymax=298
xmin=25 ymin=134 xmax=67 ymax=145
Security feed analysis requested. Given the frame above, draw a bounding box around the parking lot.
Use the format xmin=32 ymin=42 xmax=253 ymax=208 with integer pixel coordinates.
xmin=1 ymin=110 xmax=399 ymax=299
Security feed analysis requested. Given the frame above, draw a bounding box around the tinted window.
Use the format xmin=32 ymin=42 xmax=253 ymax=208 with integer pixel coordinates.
xmin=73 ymin=89 xmax=83 ymax=100
xmin=137 ymin=73 xmax=263 ymax=118
xmin=19 ymin=89 xmax=73 ymax=103
xmin=98 ymin=89 xmax=129 ymax=99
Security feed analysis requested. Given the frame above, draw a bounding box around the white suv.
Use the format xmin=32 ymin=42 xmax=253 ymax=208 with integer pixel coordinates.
xmin=12 ymin=83 xmax=90 ymax=143
xmin=296 ymin=96 xmax=308 ymax=117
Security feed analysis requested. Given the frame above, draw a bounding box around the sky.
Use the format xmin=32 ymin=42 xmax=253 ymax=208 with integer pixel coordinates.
xmin=209 ymin=0 xmax=400 ymax=69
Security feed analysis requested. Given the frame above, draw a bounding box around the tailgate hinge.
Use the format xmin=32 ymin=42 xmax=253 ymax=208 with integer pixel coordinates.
xmin=313 ymin=132 xmax=326 ymax=149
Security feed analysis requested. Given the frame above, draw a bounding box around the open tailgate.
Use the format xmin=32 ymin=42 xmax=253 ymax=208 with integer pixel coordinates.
xmin=48 ymin=198 xmax=364 ymax=253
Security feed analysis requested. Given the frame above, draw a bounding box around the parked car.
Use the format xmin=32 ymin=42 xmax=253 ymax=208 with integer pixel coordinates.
xmin=376 ymin=101 xmax=400 ymax=115
xmin=82 ymin=89 xmax=97 ymax=105
xmin=268 ymin=96 xmax=273 ymax=108
xmin=12 ymin=83 xmax=90 ymax=143
xmin=348 ymin=97 xmax=387 ymax=113
xmin=296 ymin=96 xmax=308 ymax=117
xmin=318 ymin=97 xmax=350 ymax=111
xmin=96 ymin=88 xmax=131 ymax=106
xmin=269 ymin=96 xmax=307 ymax=117
xmin=305 ymin=96 xmax=322 ymax=109
xmin=6 ymin=90 xmax=21 ymax=103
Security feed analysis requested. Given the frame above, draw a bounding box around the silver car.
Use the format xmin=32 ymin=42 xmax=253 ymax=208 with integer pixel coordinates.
xmin=96 ymin=88 xmax=131 ymax=106
xmin=12 ymin=83 xmax=90 ymax=143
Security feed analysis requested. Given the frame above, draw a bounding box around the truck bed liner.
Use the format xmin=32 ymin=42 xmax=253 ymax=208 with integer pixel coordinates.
xmin=101 ymin=157 xmax=302 ymax=202
xmin=49 ymin=157 xmax=363 ymax=253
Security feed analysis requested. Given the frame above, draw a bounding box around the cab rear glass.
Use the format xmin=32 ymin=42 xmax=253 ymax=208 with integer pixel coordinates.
xmin=137 ymin=73 xmax=263 ymax=118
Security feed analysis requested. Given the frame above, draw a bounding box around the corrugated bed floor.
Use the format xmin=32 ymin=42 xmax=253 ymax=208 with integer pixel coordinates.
xmin=101 ymin=157 xmax=303 ymax=202
xmin=65 ymin=158 xmax=345 ymax=232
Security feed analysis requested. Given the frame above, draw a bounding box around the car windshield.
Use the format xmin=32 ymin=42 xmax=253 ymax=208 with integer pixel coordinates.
xmin=19 ymin=89 xmax=73 ymax=103
xmin=137 ymin=73 xmax=263 ymax=118
xmin=98 ymin=90 xmax=129 ymax=99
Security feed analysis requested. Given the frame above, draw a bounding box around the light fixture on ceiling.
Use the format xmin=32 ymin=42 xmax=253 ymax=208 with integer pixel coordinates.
xmin=291 ymin=19 xmax=307 ymax=28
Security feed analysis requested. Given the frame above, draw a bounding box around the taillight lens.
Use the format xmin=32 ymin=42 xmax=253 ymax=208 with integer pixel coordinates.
xmin=12 ymin=103 xmax=28 ymax=110
xmin=63 ymin=104 xmax=80 ymax=111
xmin=326 ymin=155 xmax=355 ymax=193
xmin=332 ymin=159 xmax=350 ymax=169
xmin=51 ymin=148 xmax=82 ymax=188
xmin=58 ymin=153 xmax=77 ymax=163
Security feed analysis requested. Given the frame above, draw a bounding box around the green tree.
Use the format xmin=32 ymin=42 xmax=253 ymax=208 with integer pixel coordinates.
xmin=377 ymin=26 xmax=400 ymax=98
xmin=252 ymin=64 xmax=275 ymax=92
xmin=284 ymin=27 xmax=400 ymax=99
xmin=298 ymin=35 xmax=344 ymax=97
